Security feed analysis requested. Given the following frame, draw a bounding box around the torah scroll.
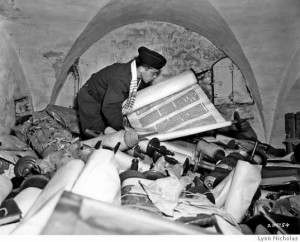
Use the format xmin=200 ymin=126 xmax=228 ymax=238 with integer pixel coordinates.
xmin=127 ymin=70 xmax=231 ymax=141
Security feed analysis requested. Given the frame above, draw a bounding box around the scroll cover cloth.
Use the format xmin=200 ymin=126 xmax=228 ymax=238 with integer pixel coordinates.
xmin=127 ymin=70 xmax=229 ymax=138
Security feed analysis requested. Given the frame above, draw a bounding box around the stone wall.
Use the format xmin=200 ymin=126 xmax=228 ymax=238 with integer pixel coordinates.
xmin=0 ymin=25 xmax=31 ymax=133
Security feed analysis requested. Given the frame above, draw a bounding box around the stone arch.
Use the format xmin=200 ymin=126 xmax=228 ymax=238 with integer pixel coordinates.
xmin=270 ymin=48 xmax=300 ymax=145
xmin=50 ymin=0 xmax=265 ymax=137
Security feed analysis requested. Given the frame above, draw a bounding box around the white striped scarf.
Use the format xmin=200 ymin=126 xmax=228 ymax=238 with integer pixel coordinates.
xmin=122 ymin=60 xmax=139 ymax=115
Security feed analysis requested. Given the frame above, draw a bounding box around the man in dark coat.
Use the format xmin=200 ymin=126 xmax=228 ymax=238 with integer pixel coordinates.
xmin=77 ymin=46 xmax=167 ymax=138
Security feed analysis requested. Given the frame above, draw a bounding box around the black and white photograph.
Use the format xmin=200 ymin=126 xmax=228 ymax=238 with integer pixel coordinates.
xmin=0 ymin=0 xmax=299 ymax=240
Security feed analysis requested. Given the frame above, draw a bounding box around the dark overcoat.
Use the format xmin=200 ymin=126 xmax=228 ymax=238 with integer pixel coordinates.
xmin=77 ymin=61 xmax=147 ymax=137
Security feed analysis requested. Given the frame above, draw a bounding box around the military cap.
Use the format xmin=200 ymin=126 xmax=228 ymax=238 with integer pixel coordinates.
xmin=138 ymin=46 xmax=166 ymax=69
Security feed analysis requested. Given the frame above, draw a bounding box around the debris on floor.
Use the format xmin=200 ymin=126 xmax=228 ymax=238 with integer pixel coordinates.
xmin=0 ymin=104 xmax=299 ymax=235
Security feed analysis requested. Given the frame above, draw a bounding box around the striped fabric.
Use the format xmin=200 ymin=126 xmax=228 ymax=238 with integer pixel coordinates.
xmin=122 ymin=60 xmax=139 ymax=115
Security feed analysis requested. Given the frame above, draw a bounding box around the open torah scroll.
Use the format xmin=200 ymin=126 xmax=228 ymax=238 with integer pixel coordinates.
xmin=127 ymin=70 xmax=232 ymax=141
